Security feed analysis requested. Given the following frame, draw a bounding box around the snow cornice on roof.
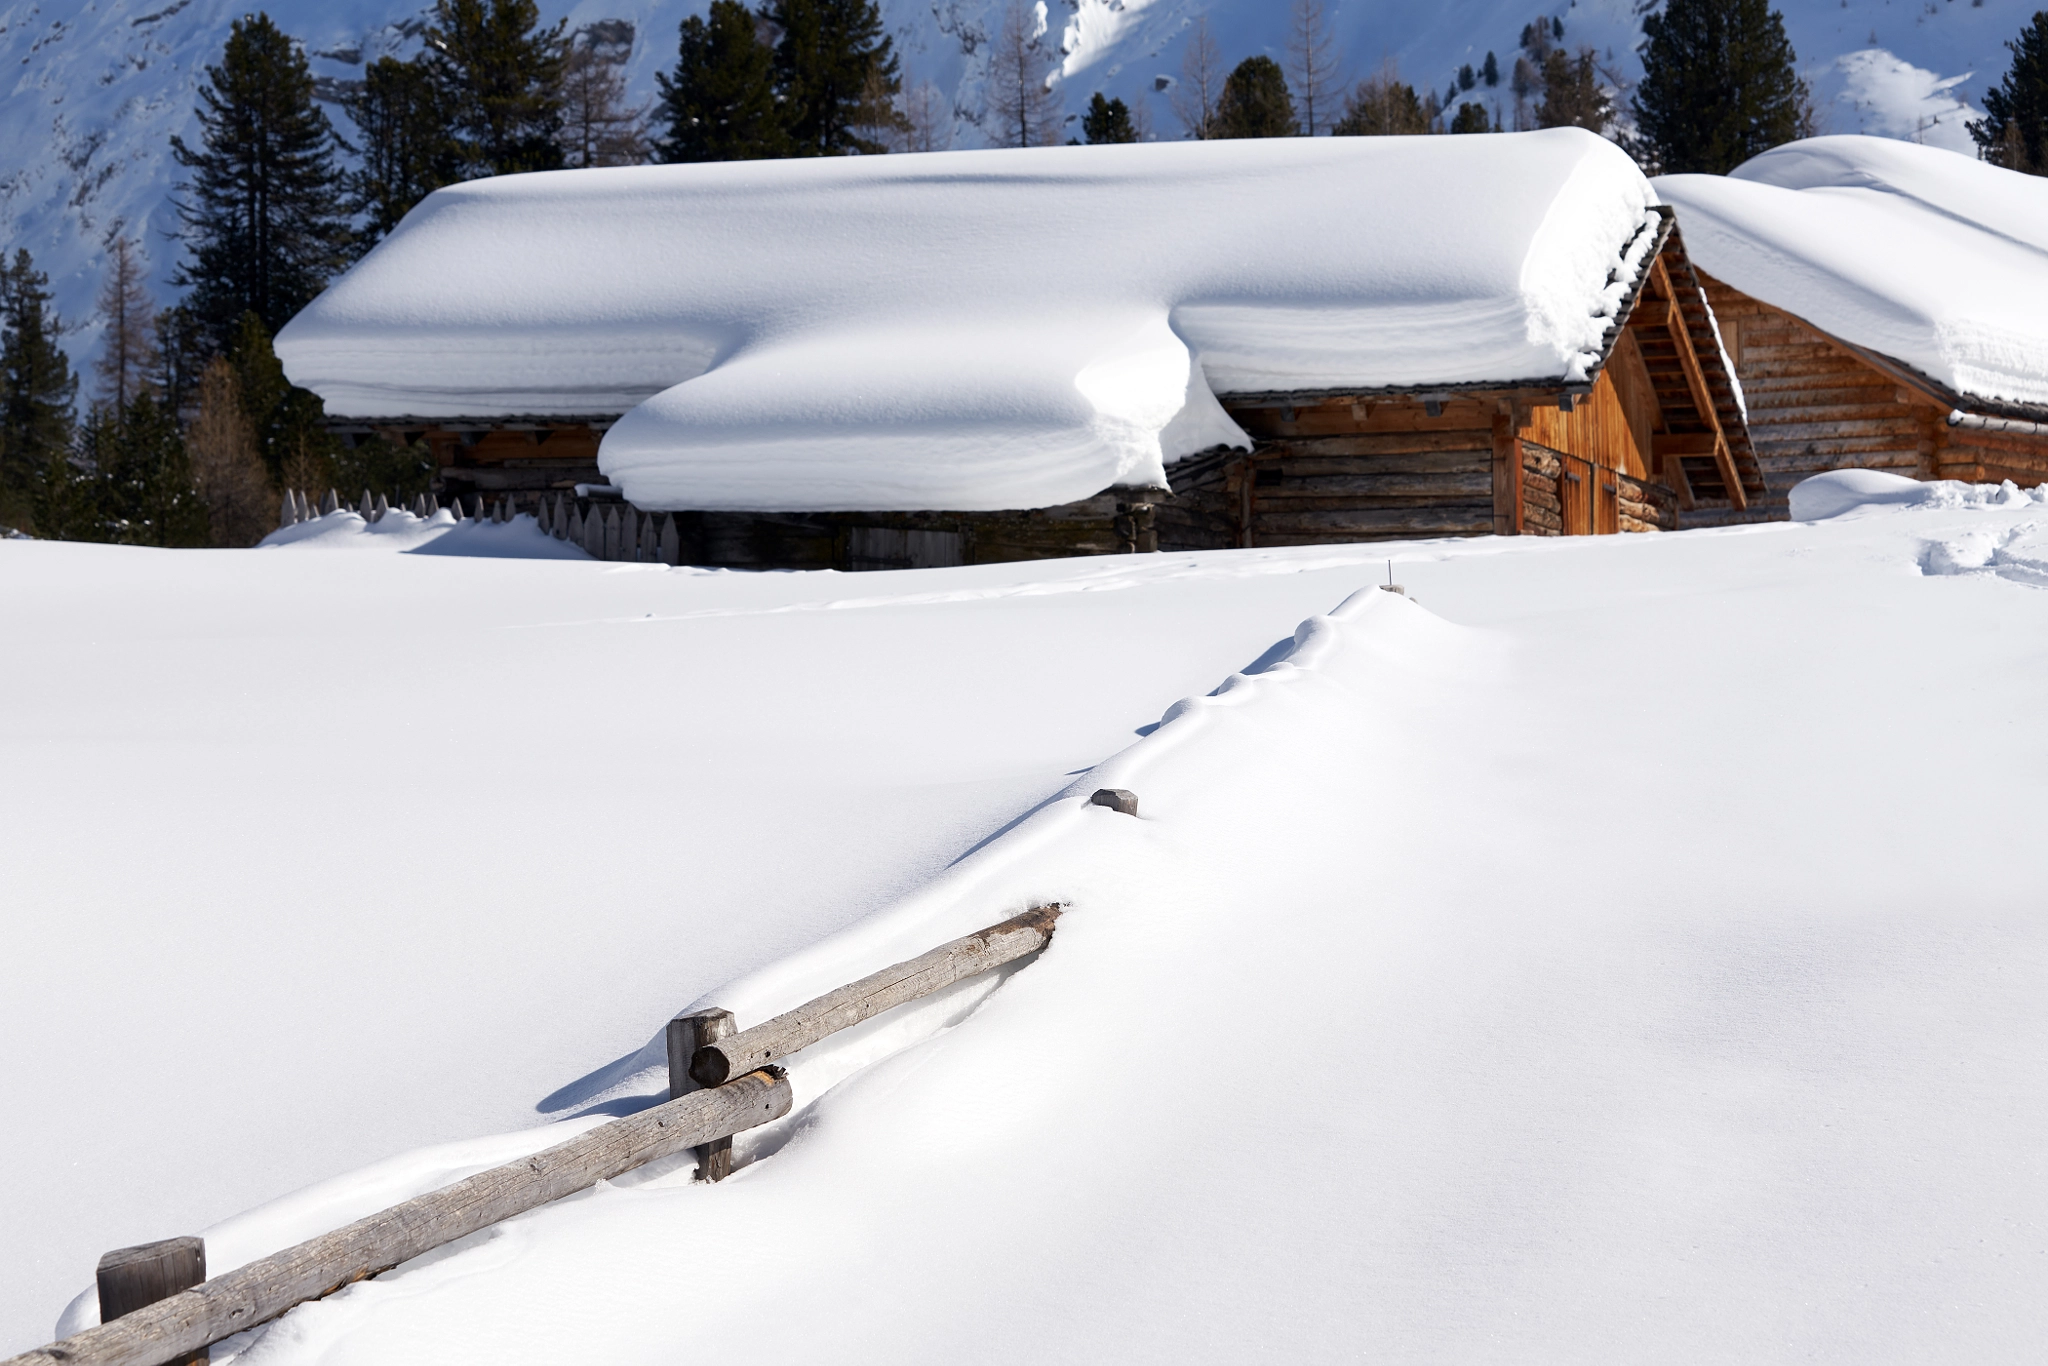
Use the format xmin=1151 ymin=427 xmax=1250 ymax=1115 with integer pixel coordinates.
xmin=280 ymin=131 xmax=1664 ymax=513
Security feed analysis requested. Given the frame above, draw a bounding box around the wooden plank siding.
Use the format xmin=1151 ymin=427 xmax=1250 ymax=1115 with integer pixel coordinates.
xmin=1701 ymin=273 xmax=2048 ymax=512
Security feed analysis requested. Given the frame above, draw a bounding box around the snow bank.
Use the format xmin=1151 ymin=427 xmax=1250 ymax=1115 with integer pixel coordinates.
xmin=1790 ymin=467 xmax=2048 ymax=521
xmin=277 ymin=131 xmax=1659 ymax=512
xmin=258 ymin=509 xmax=590 ymax=559
xmin=1656 ymin=136 xmax=2048 ymax=411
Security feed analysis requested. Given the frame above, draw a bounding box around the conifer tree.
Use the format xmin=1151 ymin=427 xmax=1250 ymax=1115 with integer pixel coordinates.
xmin=148 ymin=305 xmax=208 ymax=426
xmin=1450 ymin=101 xmax=1492 ymax=133
xmin=344 ymin=56 xmax=456 ymax=247
xmin=1286 ymin=0 xmax=1343 ymax=136
xmin=562 ymin=36 xmax=650 ymax=166
xmin=1334 ymin=64 xmax=1431 ymax=136
xmin=171 ymin=14 xmax=351 ymax=354
xmin=1482 ymin=51 xmax=1500 ymax=87
xmin=984 ymin=0 xmax=1063 ymax=148
xmin=94 ymin=236 xmax=158 ymax=416
xmin=93 ymin=391 xmax=210 ymax=548
xmin=1634 ymin=0 xmax=1804 ymax=174
xmin=0 ymin=250 xmax=79 ymax=535
xmin=426 ymin=0 xmax=568 ymax=178
xmin=657 ymin=0 xmax=788 ymax=161
xmin=766 ymin=0 xmax=902 ymax=155
xmin=1538 ymin=47 xmax=1614 ymax=134
xmin=1970 ymin=11 xmax=2048 ymax=174
xmin=1214 ymin=56 xmax=1297 ymax=139
xmin=1082 ymin=93 xmax=1138 ymax=144
xmin=230 ymin=312 xmax=333 ymax=484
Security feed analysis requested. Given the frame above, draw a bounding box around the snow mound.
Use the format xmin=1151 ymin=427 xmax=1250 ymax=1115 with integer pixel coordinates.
xmin=1790 ymin=468 xmax=2048 ymax=521
xmin=1655 ymin=137 xmax=2048 ymax=412
xmin=277 ymin=130 xmax=1659 ymax=513
xmin=1918 ymin=521 xmax=2048 ymax=587
xmin=259 ymin=510 xmax=591 ymax=559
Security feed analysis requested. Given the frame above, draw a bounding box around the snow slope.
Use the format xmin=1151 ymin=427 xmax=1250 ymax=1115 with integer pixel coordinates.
xmin=277 ymin=130 xmax=1655 ymax=511
xmin=2 ymin=0 xmax=2029 ymax=379
xmin=10 ymin=474 xmax=2048 ymax=1359
xmin=1657 ymin=136 xmax=2048 ymax=411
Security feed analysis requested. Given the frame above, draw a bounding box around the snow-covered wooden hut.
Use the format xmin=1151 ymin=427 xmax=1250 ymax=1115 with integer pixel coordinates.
xmin=1658 ymin=137 xmax=2048 ymax=517
xmin=277 ymin=130 xmax=1761 ymax=567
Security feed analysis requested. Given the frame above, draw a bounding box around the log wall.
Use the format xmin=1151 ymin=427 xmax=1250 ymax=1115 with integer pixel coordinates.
xmin=1701 ymin=275 xmax=2048 ymax=509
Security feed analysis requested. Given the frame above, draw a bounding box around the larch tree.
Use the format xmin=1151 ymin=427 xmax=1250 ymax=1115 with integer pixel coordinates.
xmin=658 ymin=0 xmax=787 ymax=162
xmin=1333 ymin=62 xmax=1431 ymax=135
xmin=1214 ymin=56 xmax=1298 ymax=139
xmin=1634 ymin=0 xmax=1804 ymax=174
xmin=899 ymin=81 xmax=953 ymax=152
xmin=186 ymin=356 xmax=276 ymax=548
xmin=1970 ymin=11 xmax=2048 ymax=174
xmin=984 ymin=0 xmax=1063 ymax=148
xmin=93 ymin=235 xmax=158 ymax=417
xmin=1286 ymin=0 xmax=1343 ymax=135
xmin=426 ymin=0 xmax=568 ymax=178
xmin=1170 ymin=17 xmax=1225 ymax=138
xmin=343 ymin=56 xmax=455 ymax=248
xmin=562 ymin=37 xmax=651 ymax=167
xmin=170 ymin=13 xmax=352 ymax=353
xmin=765 ymin=0 xmax=902 ymax=156
xmin=1537 ymin=47 xmax=1615 ymax=134
xmin=1081 ymin=92 xmax=1137 ymax=143
xmin=0 ymin=250 xmax=78 ymax=535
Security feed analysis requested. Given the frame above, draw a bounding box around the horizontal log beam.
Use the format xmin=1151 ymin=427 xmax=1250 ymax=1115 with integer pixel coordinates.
xmin=691 ymin=907 xmax=1061 ymax=1087
xmin=6 ymin=1072 xmax=793 ymax=1366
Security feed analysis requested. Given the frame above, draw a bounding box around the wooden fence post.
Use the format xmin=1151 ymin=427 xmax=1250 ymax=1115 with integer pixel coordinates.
xmin=668 ymin=1009 xmax=737 ymax=1181
xmin=97 ymin=1239 xmax=206 ymax=1365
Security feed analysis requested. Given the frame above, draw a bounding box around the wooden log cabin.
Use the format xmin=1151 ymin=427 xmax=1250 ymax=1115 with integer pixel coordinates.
xmin=282 ymin=132 xmax=1760 ymax=570
xmin=1657 ymin=137 xmax=2048 ymax=518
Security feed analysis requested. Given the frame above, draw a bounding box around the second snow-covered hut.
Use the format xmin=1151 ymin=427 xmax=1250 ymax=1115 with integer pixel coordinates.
xmin=277 ymin=128 xmax=1760 ymax=567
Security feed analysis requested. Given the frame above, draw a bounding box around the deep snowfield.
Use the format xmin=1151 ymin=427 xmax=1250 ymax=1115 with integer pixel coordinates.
xmin=8 ymin=477 xmax=2048 ymax=1360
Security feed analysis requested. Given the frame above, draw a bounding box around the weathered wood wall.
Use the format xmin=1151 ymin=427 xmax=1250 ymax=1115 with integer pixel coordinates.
xmin=1702 ymin=274 xmax=2048 ymax=510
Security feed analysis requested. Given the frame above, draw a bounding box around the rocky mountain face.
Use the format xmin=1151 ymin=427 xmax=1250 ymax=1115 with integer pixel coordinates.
xmin=0 ymin=0 xmax=2018 ymax=375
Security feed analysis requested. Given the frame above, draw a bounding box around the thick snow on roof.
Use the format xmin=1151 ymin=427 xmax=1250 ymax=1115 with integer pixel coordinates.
xmin=278 ymin=130 xmax=1658 ymax=512
xmin=1656 ymin=137 xmax=2048 ymax=413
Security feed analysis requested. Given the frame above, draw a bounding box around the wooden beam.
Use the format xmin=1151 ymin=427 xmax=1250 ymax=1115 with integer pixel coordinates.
xmin=668 ymin=1009 xmax=738 ymax=1181
xmin=97 ymin=1240 xmax=206 ymax=1366
xmin=1652 ymin=258 xmax=1746 ymax=511
xmin=1624 ymin=296 xmax=1673 ymax=329
xmin=1490 ymin=412 xmax=1522 ymax=535
xmin=7 ymin=1072 xmax=793 ymax=1366
xmin=691 ymin=906 xmax=1061 ymax=1087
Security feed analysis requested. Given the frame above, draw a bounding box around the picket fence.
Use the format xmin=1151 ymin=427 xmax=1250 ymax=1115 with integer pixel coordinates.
xmin=277 ymin=488 xmax=683 ymax=564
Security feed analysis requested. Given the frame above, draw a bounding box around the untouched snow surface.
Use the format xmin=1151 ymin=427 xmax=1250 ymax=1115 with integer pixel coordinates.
xmin=1656 ymin=136 xmax=2048 ymax=411
xmin=278 ymin=131 xmax=1656 ymax=512
xmin=9 ymin=476 xmax=2048 ymax=1359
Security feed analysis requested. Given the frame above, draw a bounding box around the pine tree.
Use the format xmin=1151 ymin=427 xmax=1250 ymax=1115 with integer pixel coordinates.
xmin=1482 ymin=51 xmax=1500 ymax=87
xmin=658 ymin=0 xmax=787 ymax=161
xmin=426 ymin=0 xmax=568 ymax=178
xmin=171 ymin=14 xmax=352 ymax=354
xmin=1450 ymin=101 xmax=1492 ymax=133
xmin=1634 ymin=0 xmax=1804 ymax=174
xmin=1334 ymin=63 xmax=1431 ymax=136
xmin=94 ymin=236 xmax=158 ymax=416
xmin=230 ymin=312 xmax=334 ymax=484
xmin=984 ymin=0 xmax=1063 ymax=148
xmin=766 ymin=0 xmax=902 ymax=156
xmin=1970 ymin=12 xmax=2048 ymax=174
xmin=344 ymin=56 xmax=455 ymax=247
xmin=1214 ymin=56 xmax=1297 ymax=139
xmin=93 ymin=391 xmax=210 ymax=548
xmin=1538 ymin=47 xmax=1615 ymax=133
xmin=1082 ymin=93 xmax=1138 ymax=144
xmin=148 ymin=305 xmax=209 ymax=426
xmin=0 ymin=251 xmax=79 ymax=535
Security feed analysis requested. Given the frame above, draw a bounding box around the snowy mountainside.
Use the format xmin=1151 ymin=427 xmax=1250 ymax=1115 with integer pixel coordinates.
xmin=0 ymin=0 xmax=2029 ymax=377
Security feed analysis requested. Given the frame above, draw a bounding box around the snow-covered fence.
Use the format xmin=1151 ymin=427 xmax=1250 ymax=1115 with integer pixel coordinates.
xmin=5 ymin=906 xmax=1063 ymax=1366
xmin=272 ymin=487 xmax=688 ymax=565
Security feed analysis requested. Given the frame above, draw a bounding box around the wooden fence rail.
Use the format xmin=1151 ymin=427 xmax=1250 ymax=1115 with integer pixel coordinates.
xmin=4 ymin=906 xmax=1062 ymax=1366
